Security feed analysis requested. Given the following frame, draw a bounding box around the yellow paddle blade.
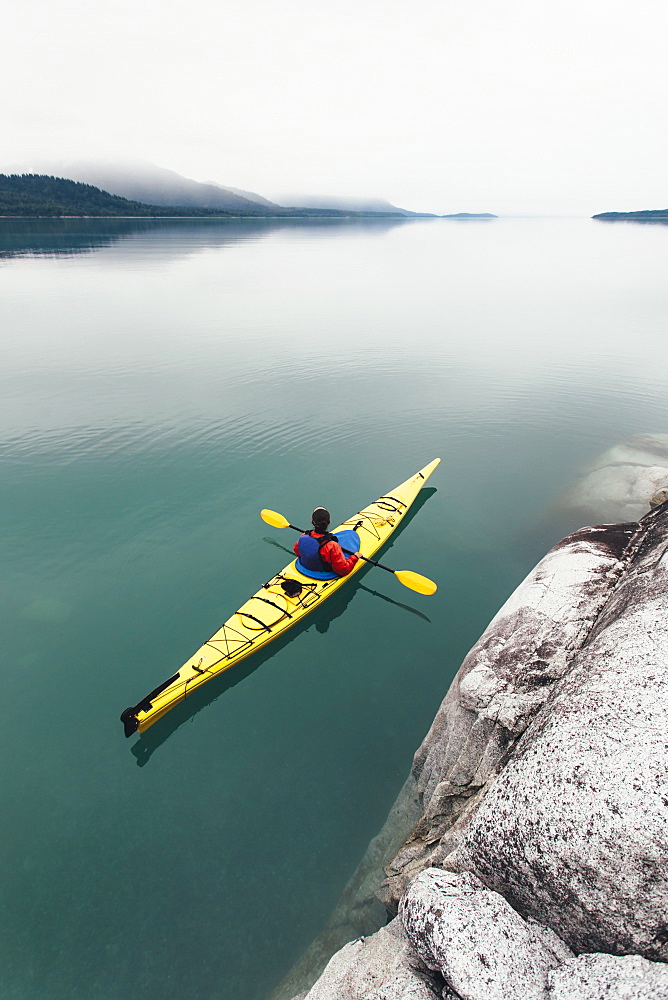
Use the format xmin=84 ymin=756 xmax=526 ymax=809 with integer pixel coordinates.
xmin=260 ymin=509 xmax=290 ymax=529
xmin=394 ymin=570 xmax=438 ymax=596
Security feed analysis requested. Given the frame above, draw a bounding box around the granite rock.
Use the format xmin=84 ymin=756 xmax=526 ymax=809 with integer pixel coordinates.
xmin=400 ymin=868 xmax=572 ymax=1000
xmin=545 ymin=952 xmax=668 ymax=999
xmin=366 ymin=967 xmax=440 ymax=1000
xmin=382 ymin=520 xmax=635 ymax=907
xmin=459 ymin=502 xmax=668 ymax=960
xmin=301 ymin=918 xmax=439 ymax=1000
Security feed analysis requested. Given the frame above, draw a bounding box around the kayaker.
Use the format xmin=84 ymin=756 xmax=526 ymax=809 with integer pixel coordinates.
xmin=294 ymin=507 xmax=360 ymax=576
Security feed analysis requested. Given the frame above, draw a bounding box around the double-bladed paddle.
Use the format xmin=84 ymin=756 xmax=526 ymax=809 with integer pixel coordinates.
xmin=260 ymin=509 xmax=437 ymax=595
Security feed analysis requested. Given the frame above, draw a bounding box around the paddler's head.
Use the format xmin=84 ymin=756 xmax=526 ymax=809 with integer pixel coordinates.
xmin=311 ymin=507 xmax=330 ymax=532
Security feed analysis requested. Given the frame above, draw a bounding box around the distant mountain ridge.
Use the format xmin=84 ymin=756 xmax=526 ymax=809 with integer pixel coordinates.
xmin=275 ymin=193 xmax=434 ymax=217
xmin=0 ymin=173 xmax=415 ymax=219
xmin=54 ymin=161 xmax=284 ymax=214
xmin=4 ymin=159 xmax=499 ymax=219
xmin=24 ymin=160 xmax=429 ymax=217
xmin=220 ymin=184 xmax=279 ymax=208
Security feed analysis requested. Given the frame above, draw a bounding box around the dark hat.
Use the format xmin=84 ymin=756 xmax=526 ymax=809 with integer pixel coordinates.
xmin=311 ymin=506 xmax=330 ymax=526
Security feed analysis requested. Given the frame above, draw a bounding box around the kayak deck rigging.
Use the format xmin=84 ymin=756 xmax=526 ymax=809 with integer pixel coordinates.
xmin=120 ymin=458 xmax=440 ymax=738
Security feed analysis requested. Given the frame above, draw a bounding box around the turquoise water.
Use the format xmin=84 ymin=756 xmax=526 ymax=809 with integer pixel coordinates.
xmin=1 ymin=216 xmax=668 ymax=999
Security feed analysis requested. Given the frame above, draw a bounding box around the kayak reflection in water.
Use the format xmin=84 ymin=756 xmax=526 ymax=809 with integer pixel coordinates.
xmin=294 ymin=507 xmax=360 ymax=577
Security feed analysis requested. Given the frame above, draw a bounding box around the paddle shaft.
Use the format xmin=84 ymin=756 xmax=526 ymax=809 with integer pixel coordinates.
xmin=286 ymin=523 xmax=395 ymax=574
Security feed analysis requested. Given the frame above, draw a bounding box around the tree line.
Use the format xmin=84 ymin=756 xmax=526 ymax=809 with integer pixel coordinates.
xmin=0 ymin=174 xmax=239 ymax=217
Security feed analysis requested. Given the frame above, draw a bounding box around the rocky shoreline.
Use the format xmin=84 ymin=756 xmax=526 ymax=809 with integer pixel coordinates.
xmin=277 ymin=447 xmax=668 ymax=1000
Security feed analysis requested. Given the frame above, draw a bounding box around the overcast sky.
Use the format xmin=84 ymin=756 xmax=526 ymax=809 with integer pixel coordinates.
xmin=4 ymin=0 xmax=667 ymax=215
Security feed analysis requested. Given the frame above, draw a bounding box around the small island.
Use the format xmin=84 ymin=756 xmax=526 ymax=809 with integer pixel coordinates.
xmin=593 ymin=209 xmax=668 ymax=222
xmin=442 ymin=212 xmax=497 ymax=219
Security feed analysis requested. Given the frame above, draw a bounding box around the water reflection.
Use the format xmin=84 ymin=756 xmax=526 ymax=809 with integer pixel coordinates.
xmin=593 ymin=216 xmax=668 ymax=226
xmin=0 ymin=216 xmax=409 ymax=261
xmin=0 ymin=218 xmax=164 ymax=258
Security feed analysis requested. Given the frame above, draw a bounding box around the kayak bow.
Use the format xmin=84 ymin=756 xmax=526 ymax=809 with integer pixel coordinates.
xmin=121 ymin=458 xmax=440 ymax=737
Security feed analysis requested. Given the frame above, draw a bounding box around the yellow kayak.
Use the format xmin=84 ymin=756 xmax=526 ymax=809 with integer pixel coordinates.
xmin=121 ymin=458 xmax=440 ymax=737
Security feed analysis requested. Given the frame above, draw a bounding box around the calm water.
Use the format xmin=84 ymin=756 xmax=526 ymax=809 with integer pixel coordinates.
xmin=1 ymin=216 xmax=667 ymax=999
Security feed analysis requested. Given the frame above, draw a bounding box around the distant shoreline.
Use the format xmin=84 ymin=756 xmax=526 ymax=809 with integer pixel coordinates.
xmin=593 ymin=209 xmax=668 ymax=222
xmin=0 ymin=213 xmax=423 ymax=220
xmin=0 ymin=174 xmax=432 ymax=221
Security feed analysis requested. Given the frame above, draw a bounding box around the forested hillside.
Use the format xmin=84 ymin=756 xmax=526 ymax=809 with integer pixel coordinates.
xmin=0 ymin=174 xmax=237 ymax=217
